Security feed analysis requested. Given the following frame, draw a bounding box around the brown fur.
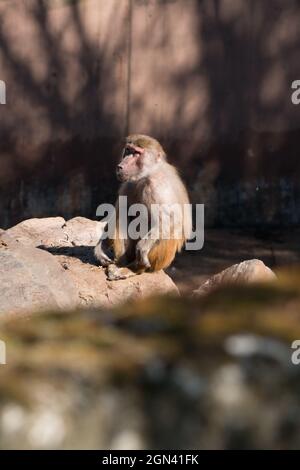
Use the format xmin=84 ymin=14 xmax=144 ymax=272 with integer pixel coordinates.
xmin=148 ymin=239 xmax=179 ymax=271
xmin=94 ymin=134 xmax=192 ymax=279
xmin=126 ymin=134 xmax=166 ymax=158
xmin=113 ymin=221 xmax=186 ymax=272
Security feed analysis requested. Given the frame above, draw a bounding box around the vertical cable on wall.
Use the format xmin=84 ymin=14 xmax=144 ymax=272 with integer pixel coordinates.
xmin=125 ymin=0 xmax=133 ymax=136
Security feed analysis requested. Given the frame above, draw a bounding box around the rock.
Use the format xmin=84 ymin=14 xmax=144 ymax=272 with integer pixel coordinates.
xmin=63 ymin=216 xmax=105 ymax=247
xmin=0 ymin=243 xmax=79 ymax=317
xmin=64 ymin=259 xmax=178 ymax=308
xmin=193 ymin=259 xmax=276 ymax=297
xmin=1 ymin=216 xmax=105 ymax=248
xmin=2 ymin=216 xmax=67 ymax=247
xmin=0 ymin=217 xmax=179 ymax=316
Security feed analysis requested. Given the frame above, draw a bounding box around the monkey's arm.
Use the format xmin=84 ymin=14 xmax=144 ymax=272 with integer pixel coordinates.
xmin=94 ymin=223 xmax=114 ymax=267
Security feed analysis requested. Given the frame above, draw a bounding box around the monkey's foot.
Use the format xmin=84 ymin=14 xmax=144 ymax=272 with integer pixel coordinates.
xmin=106 ymin=264 xmax=136 ymax=281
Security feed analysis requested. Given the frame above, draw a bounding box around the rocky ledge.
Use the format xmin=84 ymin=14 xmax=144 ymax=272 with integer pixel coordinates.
xmin=0 ymin=216 xmax=277 ymax=317
xmin=0 ymin=217 xmax=178 ymax=316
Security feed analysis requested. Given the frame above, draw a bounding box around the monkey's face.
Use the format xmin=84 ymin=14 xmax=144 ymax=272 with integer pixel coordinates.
xmin=116 ymin=144 xmax=143 ymax=182
xmin=117 ymin=144 xmax=158 ymax=182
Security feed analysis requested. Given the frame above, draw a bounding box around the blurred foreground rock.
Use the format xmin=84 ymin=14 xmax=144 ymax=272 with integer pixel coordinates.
xmin=193 ymin=259 xmax=276 ymax=297
xmin=0 ymin=217 xmax=178 ymax=316
xmin=1 ymin=278 xmax=300 ymax=449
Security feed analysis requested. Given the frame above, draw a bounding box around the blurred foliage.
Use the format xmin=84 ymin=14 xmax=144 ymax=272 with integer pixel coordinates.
xmin=1 ymin=274 xmax=300 ymax=449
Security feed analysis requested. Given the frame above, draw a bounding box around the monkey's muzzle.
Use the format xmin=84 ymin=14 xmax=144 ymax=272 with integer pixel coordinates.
xmin=116 ymin=167 xmax=128 ymax=182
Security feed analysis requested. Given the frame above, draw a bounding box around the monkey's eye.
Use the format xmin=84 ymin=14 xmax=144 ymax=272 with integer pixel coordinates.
xmin=123 ymin=147 xmax=132 ymax=157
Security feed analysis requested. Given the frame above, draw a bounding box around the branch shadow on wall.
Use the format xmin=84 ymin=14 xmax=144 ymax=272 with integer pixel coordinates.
xmin=162 ymin=0 xmax=300 ymax=229
xmin=0 ymin=0 xmax=126 ymax=228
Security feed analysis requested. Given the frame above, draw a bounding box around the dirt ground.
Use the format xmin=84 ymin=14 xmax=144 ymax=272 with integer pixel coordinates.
xmin=166 ymin=228 xmax=300 ymax=294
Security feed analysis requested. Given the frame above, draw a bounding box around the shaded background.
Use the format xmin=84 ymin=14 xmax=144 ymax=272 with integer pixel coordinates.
xmin=0 ymin=0 xmax=300 ymax=228
xmin=2 ymin=1 xmax=300 ymax=451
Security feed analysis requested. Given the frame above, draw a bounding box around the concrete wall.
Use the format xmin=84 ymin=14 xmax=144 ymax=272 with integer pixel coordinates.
xmin=0 ymin=0 xmax=300 ymax=228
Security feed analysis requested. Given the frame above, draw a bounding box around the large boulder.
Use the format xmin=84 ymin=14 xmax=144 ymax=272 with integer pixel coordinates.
xmin=193 ymin=259 xmax=276 ymax=297
xmin=0 ymin=242 xmax=79 ymax=316
xmin=0 ymin=217 xmax=179 ymax=316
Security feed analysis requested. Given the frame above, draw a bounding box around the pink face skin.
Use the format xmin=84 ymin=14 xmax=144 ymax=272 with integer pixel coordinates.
xmin=116 ymin=144 xmax=146 ymax=182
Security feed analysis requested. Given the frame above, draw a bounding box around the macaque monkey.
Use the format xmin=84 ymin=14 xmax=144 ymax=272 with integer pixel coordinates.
xmin=94 ymin=134 xmax=192 ymax=280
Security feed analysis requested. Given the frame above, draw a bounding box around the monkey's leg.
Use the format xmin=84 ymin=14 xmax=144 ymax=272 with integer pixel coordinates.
xmin=136 ymin=227 xmax=179 ymax=272
xmin=107 ymin=227 xmax=159 ymax=280
xmin=148 ymin=239 xmax=178 ymax=271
